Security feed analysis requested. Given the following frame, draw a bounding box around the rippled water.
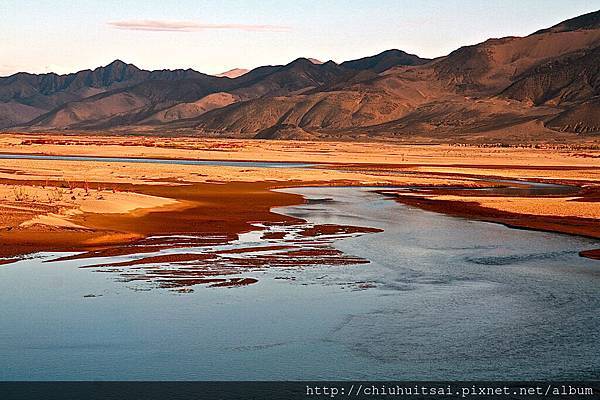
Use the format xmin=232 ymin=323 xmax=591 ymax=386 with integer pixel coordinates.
xmin=0 ymin=187 xmax=598 ymax=380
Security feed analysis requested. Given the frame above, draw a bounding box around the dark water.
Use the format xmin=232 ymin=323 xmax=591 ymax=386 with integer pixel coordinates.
xmin=0 ymin=187 xmax=598 ymax=380
xmin=469 ymin=178 xmax=579 ymax=196
xmin=0 ymin=153 xmax=313 ymax=168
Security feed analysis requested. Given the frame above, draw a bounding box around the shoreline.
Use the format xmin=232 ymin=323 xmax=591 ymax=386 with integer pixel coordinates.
xmin=385 ymin=192 xmax=600 ymax=239
xmin=383 ymin=191 xmax=600 ymax=261
xmin=0 ymin=180 xmax=306 ymax=260
xmin=3 ymin=179 xmax=598 ymax=263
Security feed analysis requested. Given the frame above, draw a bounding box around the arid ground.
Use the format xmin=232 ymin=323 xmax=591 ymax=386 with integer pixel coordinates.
xmin=1 ymin=133 xmax=598 ymax=278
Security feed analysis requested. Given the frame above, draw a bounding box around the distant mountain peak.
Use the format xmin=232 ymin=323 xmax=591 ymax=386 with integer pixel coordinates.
xmin=281 ymin=58 xmax=318 ymax=72
xmin=101 ymin=59 xmax=138 ymax=70
xmin=380 ymin=49 xmax=411 ymax=56
xmin=283 ymin=57 xmax=338 ymax=70
xmin=340 ymin=49 xmax=430 ymax=73
xmin=108 ymin=59 xmax=128 ymax=66
xmin=289 ymin=57 xmax=314 ymax=65
xmin=91 ymin=60 xmax=142 ymax=78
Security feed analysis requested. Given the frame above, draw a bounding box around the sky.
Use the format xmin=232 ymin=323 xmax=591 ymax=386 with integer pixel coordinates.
xmin=1 ymin=0 xmax=598 ymax=76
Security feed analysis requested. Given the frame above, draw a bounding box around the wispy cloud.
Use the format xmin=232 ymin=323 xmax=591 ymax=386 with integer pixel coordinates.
xmin=108 ymin=19 xmax=291 ymax=33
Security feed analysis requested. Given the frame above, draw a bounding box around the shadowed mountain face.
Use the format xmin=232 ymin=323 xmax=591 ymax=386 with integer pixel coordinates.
xmin=340 ymin=49 xmax=429 ymax=73
xmin=501 ymin=46 xmax=600 ymax=106
xmin=7 ymin=58 xmax=366 ymax=130
xmin=0 ymin=60 xmax=206 ymax=128
xmin=4 ymin=10 xmax=600 ymax=141
xmin=229 ymin=58 xmax=348 ymax=99
xmin=27 ymin=77 xmax=234 ymax=129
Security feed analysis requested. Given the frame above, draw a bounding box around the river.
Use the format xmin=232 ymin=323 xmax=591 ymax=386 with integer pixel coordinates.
xmin=0 ymin=186 xmax=598 ymax=380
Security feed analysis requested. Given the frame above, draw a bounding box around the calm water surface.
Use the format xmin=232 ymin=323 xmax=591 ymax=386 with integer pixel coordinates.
xmin=0 ymin=187 xmax=598 ymax=380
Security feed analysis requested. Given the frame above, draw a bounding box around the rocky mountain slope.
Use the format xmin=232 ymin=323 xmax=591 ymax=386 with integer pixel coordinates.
xmin=181 ymin=10 xmax=600 ymax=140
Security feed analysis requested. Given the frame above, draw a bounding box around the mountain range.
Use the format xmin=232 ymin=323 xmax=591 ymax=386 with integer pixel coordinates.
xmin=2 ymin=10 xmax=599 ymax=142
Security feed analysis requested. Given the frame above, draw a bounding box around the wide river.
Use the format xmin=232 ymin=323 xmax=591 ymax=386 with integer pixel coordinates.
xmin=0 ymin=186 xmax=598 ymax=380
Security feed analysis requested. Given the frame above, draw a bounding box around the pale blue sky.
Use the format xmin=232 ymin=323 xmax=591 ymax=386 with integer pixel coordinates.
xmin=1 ymin=0 xmax=598 ymax=76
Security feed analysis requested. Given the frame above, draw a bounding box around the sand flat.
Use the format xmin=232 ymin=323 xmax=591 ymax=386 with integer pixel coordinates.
xmin=411 ymin=194 xmax=600 ymax=219
xmin=2 ymin=133 xmax=599 ymax=166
